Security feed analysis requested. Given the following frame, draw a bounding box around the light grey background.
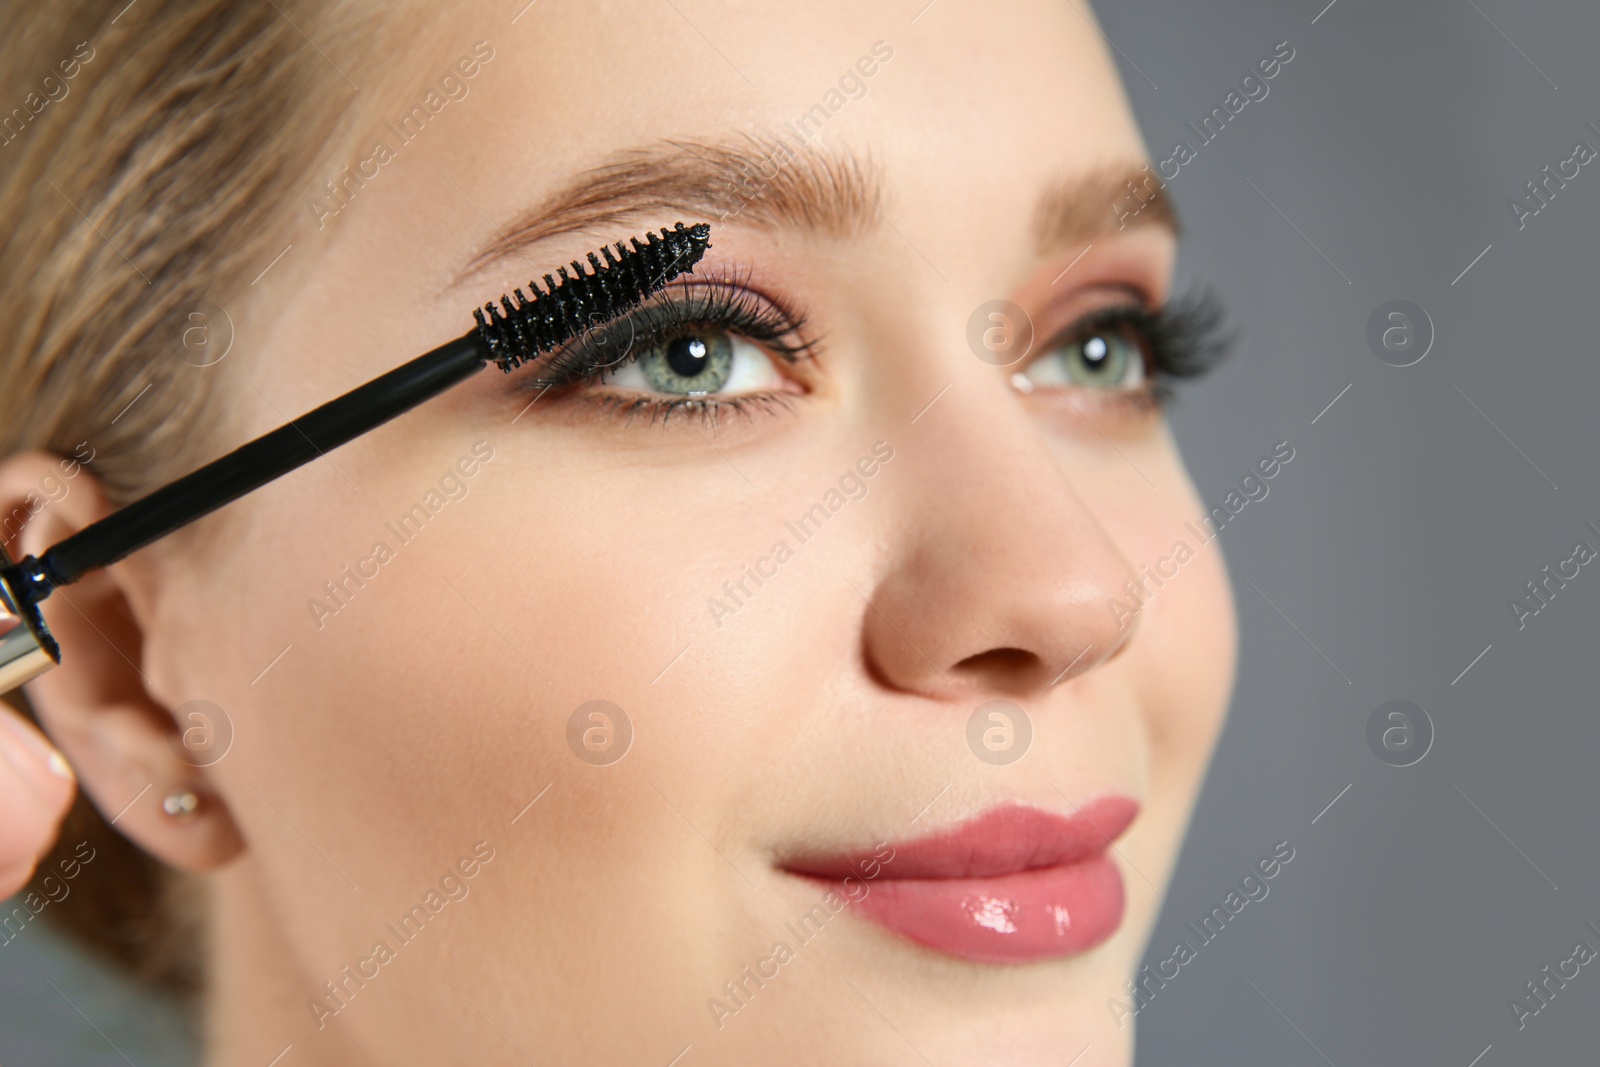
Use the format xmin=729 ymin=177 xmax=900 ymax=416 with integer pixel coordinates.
xmin=3 ymin=1 xmax=1598 ymax=1064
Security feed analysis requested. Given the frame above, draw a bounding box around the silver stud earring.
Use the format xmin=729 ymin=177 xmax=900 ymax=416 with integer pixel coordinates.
xmin=162 ymin=791 xmax=200 ymax=818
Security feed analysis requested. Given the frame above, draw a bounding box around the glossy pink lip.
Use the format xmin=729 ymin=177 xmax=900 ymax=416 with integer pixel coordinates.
xmin=784 ymin=797 xmax=1138 ymax=965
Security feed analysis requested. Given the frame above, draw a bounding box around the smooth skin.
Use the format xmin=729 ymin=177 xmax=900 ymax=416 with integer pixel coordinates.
xmin=0 ymin=2 xmax=1236 ymax=1064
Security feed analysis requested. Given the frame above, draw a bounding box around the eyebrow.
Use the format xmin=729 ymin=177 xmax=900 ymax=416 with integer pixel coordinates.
xmin=1035 ymin=161 xmax=1179 ymax=255
xmin=456 ymin=133 xmax=1177 ymax=284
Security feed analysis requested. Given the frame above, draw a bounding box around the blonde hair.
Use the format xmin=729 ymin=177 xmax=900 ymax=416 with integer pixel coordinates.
xmin=0 ymin=0 xmax=370 ymax=991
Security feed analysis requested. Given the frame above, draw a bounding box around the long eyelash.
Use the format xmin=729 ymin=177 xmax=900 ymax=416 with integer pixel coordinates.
xmin=1139 ymin=290 xmax=1232 ymax=382
xmin=513 ymin=266 xmax=817 ymax=395
xmin=1075 ymin=290 xmax=1232 ymax=408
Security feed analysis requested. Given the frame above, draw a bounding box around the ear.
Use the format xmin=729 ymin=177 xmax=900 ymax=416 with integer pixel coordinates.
xmin=0 ymin=450 xmax=243 ymax=872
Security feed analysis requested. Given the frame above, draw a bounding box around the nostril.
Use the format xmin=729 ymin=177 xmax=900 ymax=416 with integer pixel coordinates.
xmin=953 ymin=647 xmax=1043 ymax=682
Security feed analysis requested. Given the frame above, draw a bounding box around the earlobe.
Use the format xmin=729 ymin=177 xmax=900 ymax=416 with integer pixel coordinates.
xmin=0 ymin=451 xmax=244 ymax=873
xmin=44 ymin=697 xmax=245 ymax=872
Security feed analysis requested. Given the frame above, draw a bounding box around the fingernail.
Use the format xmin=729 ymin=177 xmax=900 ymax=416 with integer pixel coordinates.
xmin=0 ymin=712 xmax=73 ymax=783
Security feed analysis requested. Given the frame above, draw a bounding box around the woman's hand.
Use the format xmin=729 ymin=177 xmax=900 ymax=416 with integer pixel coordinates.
xmin=0 ymin=704 xmax=74 ymax=898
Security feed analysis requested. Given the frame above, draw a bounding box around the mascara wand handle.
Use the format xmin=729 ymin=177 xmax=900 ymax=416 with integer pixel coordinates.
xmin=0 ymin=330 xmax=486 ymax=692
xmin=36 ymin=332 xmax=489 ymax=592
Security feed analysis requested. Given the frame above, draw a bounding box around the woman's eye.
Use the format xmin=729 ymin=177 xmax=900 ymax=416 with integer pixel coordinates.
xmin=1022 ymin=321 xmax=1147 ymax=391
xmin=604 ymin=328 xmax=784 ymax=396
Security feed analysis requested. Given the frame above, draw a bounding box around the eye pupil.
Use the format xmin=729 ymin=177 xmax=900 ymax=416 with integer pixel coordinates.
xmin=1082 ymin=335 xmax=1109 ymax=366
xmin=666 ymin=335 xmax=710 ymax=377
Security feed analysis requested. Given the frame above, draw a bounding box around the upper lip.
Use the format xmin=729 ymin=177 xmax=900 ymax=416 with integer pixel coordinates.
xmin=780 ymin=797 xmax=1139 ymax=881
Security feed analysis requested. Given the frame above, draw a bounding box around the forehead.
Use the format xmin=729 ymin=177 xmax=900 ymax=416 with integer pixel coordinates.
xmin=375 ymin=1 xmax=1147 ymax=208
xmin=295 ymin=2 xmax=1157 ymax=328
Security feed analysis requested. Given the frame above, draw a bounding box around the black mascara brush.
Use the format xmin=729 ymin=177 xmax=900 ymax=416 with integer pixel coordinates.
xmin=0 ymin=221 xmax=712 ymax=691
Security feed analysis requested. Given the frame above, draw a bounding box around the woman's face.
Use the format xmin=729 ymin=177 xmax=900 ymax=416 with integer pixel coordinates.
xmin=93 ymin=1 xmax=1236 ymax=1062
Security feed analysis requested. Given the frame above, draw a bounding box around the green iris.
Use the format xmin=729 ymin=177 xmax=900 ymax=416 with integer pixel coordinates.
xmin=1053 ymin=328 xmax=1139 ymax=387
xmin=638 ymin=332 xmax=735 ymax=395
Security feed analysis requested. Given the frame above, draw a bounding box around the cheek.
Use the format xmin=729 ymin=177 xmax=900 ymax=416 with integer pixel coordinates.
xmin=1072 ymin=434 xmax=1239 ymax=769
xmin=1132 ymin=485 xmax=1237 ymax=759
xmin=174 ymin=442 xmax=775 ymax=892
xmin=1154 ymin=543 xmax=1238 ymax=757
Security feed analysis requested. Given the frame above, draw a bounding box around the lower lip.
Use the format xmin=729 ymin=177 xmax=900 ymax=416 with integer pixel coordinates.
xmin=846 ymin=856 xmax=1124 ymax=964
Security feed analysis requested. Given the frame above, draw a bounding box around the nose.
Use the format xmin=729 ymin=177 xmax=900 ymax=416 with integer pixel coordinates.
xmin=859 ymin=396 xmax=1140 ymax=702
